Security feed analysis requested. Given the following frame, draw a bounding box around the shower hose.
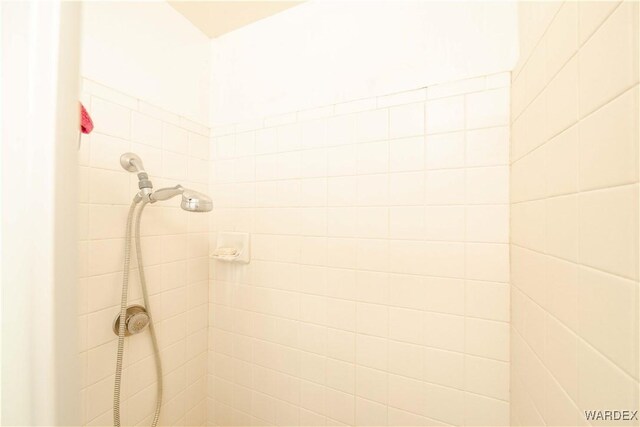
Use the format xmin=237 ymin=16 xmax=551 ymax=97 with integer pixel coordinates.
xmin=114 ymin=199 xmax=163 ymax=427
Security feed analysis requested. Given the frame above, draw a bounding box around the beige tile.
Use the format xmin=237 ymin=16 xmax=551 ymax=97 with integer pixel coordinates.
xmin=378 ymin=88 xmax=427 ymax=108
xmin=423 ymin=382 xmax=464 ymax=425
xmin=579 ymin=266 xmax=639 ymax=378
xmin=426 ymin=132 xmax=465 ymax=169
xmin=544 ymin=125 xmax=578 ymax=197
xmin=300 ymin=119 xmax=327 ymax=150
xmin=546 ymin=1 xmax=578 ymax=79
xmin=423 ymin=277 xmax=465 ymax=316
xmin=88 ymin=168 xmax=130 ymax=205
xmin=545 ymin=256 xmax=579 ymax=332
xmin=162 ymin=122 xmax=189 ymax=154
xmin=578 ymin=0 xmax=622 ymax=45
xmin=422 ymin=242 xmax=465 ymax=279
xmin=327 ymin=329 xmax=355 ymax=363
xmin=355 ymin=109 xmax=389 ymax=143
xmin=131 ymin=111 xmax=162 ymax=148
xmin=511 ymin=200 xmax=546 ymax=252
xmin=465 ymin=280 xmax=509 ymax=322
xmin=356 ymin=334 xmax=387 ymax=371
xmin=389 ymin=102 xmax=424 ymax=138
xmin=356 ymin=303 xmax=388 ymax=337
xmin=357 ymin=141 xmax=388 ymax=174
xmin=388 ymin=341 xmax=423 ymax=379
xmin=91 ymin=97 xmax=130 ymax=139
xmin=355 ymin=397 xmax=387 ymax=426
xmin=425 ymin=169 xmax=465 ymax=205
xmin=424 ymin=206 xmax=465 ymax=241
xmin=388 ymin=374 xmax=425 ymax=416
xmin=389 ymin=206 xmax=425 ymax=240
xmin=87 ymin=238 xmax=124 ymax=276
xmin=466 ymin=88 xmax=510 ymax=129
xmin=466 ymin=166 xmax=509 ymax=204
xmin=463 ymin=392 xmax=510 ymax=426
xmin=579 ymin=184 xmax=639 ymax=279
xmin=390 ymin=136 xmax=425 ymax=172
xmin=389 ymin=172 xmax=425 ymax=206
xmin=428 ymin=76 xmax=486 ymax=99
xmin=326 ymin=359 xmax=356 ymax=395
xmin=546 ymin=57 xmax=578 ymax=139
xmin=355 ymin=366 xmax=387 ymax=404
xmin=89 ymin=133 xmax=131 ymax=171
xmin=544 ymin=315 xmax=579 ymax=400
xmin=465 ymin=126 xmax=509 ymax=167
xmin=466 ymin=204 xmax=509 ymax=243
xmin=88 ymin=205 xmax=129 ymax=240
xmin=522 ymin=33 xmax=548 ymax=104
xmin=357 ymin=174 xmax=388 ymax=206
xmin=464 ymin=355 xmax=509 ymax=400
xmin=388 ymin=307 xmax=423 ymax=345
xmin=387 ymin=407 xmax=429 ymax=427
xmin=425 ymin=96 xmax=465 ymax=134
xmin=579 ymin=86 xmax=639 ymax=191
xmin=326 ymin=114 xmax=356 ymax=146
xmin=465 ymin=318 xmax=509 ymax=361
xmin=423 ymin=312 xmax=464 ymax=353
xmin=356 ymin=207 xmax=388 ymax=239
xmin=543 ymin=374 xmax=580 ymax=427
xmin=387 ymin=274 xmax=425 ymax=311
xmin=465 ymin=243 xmax=510 ymax=283
xmin=579 ymin=2 xmax=639 ymax=116
xmin=423 ymin=347 xmax=464 ymax=389
xmin=545 ymin=194 xmax=579 ymax=262
xmin=578 ymin=339 xmax=639 ymax=414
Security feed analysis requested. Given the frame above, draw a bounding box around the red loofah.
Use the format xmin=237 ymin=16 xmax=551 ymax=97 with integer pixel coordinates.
xmin=80 ymin=102 xmax=94 ymax=134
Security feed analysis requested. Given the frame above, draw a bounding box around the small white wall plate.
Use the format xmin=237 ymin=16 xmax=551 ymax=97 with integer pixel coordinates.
xmin=210 ymin=232 xmax=250 ymax=263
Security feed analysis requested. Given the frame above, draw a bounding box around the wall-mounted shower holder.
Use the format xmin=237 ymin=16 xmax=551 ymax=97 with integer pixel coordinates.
xmin=210 ymin=232 xmax=250 ymax=263
xmin=112 ymin=304 xmax=150 ymax=337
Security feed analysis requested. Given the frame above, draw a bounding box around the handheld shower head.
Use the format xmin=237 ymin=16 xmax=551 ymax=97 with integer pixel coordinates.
xmin=150 ymin=185 xmax=213 ymax=212
xmin=181 ymin=188 xmax=213 ymax=212
xmin=120 ymin=153 xmax=213 ymax=211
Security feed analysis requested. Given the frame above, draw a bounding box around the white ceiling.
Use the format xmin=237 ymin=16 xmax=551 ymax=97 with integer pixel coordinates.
xmin=168 ymin=1 xmax=303 ymax=38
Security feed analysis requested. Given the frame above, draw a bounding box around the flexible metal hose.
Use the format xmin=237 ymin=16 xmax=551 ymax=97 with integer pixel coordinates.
xmin=114 ymin=200 xmax=137 ymax=426
xmin=113 ymin=199 xmax=163 ymax=427
xmin=133 ymin=201 xmax=163 ymax=426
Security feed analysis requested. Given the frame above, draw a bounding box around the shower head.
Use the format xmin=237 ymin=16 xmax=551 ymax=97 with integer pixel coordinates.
xmin=150 ymin=185 xmax=213 ymax=212
xmin=181 ymin=188 xmax=213 ymax=212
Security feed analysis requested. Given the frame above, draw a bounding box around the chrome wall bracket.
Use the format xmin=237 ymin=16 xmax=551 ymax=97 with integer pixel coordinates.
xmin=112 ymin=304 xmax=150 ymax=337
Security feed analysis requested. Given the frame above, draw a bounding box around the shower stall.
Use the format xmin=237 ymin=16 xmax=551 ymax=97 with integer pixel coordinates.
xmin=1 ymin=1 xmax=638 ymax=426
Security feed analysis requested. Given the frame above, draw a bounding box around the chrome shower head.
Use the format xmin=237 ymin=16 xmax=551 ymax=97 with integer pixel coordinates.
xmin=181 ymin=188 xmax=213 ymax=212
xmin=150 ymin=185 xmax=213 ymax=212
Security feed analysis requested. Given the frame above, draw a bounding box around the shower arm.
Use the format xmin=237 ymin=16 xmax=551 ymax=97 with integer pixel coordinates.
xmin=149 ymin=185 xmax=184 ymax=203
xmin=121 ymin=152 xmax=153 ymax=201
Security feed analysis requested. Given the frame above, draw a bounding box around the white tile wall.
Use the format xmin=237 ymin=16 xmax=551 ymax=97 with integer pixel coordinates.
xmin=510 ymin=2 xmax=639 ymax=426
xmin=208 ymin=72 xmax=511 ymax=426
xmin=78 ymin=79 xmax=210 ymax=426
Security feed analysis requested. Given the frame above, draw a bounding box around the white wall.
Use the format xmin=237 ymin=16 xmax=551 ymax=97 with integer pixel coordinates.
xmin=510 ymin=2 xmax=639 ymax=425
xmin=77 ymin=79 xmax=210 ymax=427
xmin=81 ymin=1 xmax=210 ymax=125
xmin=2 ymin=1 xmax=81 ymax=424
xmin=78 ymin=3 xmax=211 ymax=425
xmin=208 ymin=73 xmax=513 ymax=427
xmin=210 ymin=1 xmax=518 ymax=126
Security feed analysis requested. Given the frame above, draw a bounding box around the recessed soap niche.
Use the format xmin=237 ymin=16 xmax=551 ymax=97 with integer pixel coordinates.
xmin=210 ymin=232 xmax=250 ymax=263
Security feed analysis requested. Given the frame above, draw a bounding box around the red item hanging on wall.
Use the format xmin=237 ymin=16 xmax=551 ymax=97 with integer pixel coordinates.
xmin=80 ymin=102 xmax=93 ymax=134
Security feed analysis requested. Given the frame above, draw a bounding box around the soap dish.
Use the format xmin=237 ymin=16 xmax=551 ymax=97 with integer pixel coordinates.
xmin=210 ymin=232 xmax=250 ymax=263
